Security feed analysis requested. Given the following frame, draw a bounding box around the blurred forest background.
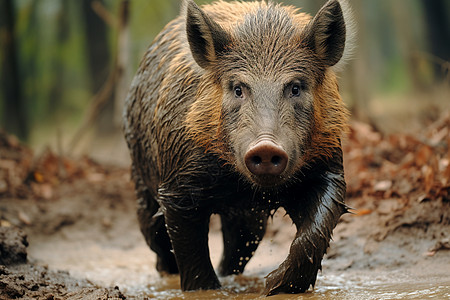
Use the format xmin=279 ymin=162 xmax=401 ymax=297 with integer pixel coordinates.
xmin=0 ymin=0 xmax=449 ymax=162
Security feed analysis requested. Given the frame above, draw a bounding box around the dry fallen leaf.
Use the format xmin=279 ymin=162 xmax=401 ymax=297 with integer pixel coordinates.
xmin=18 ymin=211 xmax=32 ymax=225
xmin=416 ymin=145 xmax=433 ymax=166
xmin=87 ymin=173 xmax=105 ymax=183
xmin=0 ymin=179 xmax=8 ymax=193
xmin=34 ymin=171 xmax=44 ymax=183
xmin=40 ymin=184 xmax=54 ymax=200
xmin=373 ymin=180 xmax=392 ymax=192
xmin=0 ymin=219 xmax=12 ymax=227
xmin=421 ymin=165 xmax=434 ymax=194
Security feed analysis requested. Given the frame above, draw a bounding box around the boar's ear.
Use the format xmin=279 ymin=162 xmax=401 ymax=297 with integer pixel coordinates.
xmin=185 ymin=0 xmax=231 ymax=69
xmin=302 ymin=0 xmax=355 ymax=69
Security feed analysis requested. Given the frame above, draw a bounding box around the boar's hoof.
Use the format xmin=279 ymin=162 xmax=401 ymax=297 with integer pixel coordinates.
xmin=263 ymin=259 xmax=316 ymax=296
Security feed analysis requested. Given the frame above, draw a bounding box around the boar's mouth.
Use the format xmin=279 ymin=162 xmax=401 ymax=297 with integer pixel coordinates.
xmin=248 ymin=173 xmax=288 ymax=188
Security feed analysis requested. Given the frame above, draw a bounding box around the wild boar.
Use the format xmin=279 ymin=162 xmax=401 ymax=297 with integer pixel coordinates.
xmin=123 ymin=0 xmax=355 ymax=295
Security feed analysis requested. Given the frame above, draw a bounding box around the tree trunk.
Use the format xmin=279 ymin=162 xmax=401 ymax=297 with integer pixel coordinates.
xmin=421 ymin=0 xmax=450 ymax=82
xmin=0 ymin=0 xmax=28 ymax=140
xmin=113 ymin=0 xmax=130 ymax=128
xmin=49 ymin=0 xmax=70 ymax=111
xmin=81 ymin=0 xmax=114 ymax=133
xmin=390 ymin=0 xmax=426 ymax=91
xmin=344 ymin=0 xmax=371 ymax=123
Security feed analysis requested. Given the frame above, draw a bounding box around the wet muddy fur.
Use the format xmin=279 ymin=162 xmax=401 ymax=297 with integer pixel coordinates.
xmin=123 ymin=0 xmax=353 ymax=295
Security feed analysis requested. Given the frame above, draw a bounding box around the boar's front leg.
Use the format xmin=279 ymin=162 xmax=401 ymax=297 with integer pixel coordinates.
xmin=163 ymin=204 xmax=220 ymax=291
xmin=264 ymin=152 xmax=347 ymax=295
xmin=218 ymin=209 xmax=268 ymax=276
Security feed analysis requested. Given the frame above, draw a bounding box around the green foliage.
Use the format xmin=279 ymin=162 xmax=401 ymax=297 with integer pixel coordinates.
xmin=14 ymin=0 xmax=90 ymax=133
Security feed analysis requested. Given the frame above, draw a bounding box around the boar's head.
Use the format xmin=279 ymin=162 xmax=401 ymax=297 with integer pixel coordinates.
xmin=185 ymin=0 xmax=353 ymax=188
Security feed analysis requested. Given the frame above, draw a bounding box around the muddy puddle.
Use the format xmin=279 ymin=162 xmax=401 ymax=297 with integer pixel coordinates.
xmin=26 ymin=212 xmax=450 ymax=300
xmin=139 ymin=274 xmax=450 ymax=300
xmin=28 ymin=238 xmax=450 ymax=300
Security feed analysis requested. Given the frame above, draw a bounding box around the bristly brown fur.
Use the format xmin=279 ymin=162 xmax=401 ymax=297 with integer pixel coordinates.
xmin=185 ymin=72 xmax=228 ymax=157
xmin=306 ymin=70 xmax=349 ymax=163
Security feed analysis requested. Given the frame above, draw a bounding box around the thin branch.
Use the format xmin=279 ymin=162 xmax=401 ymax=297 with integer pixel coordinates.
xmin=413 ymin=51 xmax=450 ymax=70
xmin=68 ymin=59 xmax=119 ymax=153
xmin=91 ymin=0 xmax=117 ymax=28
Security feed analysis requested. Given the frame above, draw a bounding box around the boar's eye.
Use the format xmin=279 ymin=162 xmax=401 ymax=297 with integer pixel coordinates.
xmin=234 ymin=86 xmax=243 ymax=98
xmin=291 ymin=85 xmax=301 ymax=97
xmin=285 ymin=80 xmax=307 ymax=98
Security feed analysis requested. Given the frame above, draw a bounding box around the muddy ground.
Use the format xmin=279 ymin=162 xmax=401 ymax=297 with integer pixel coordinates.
xmin=0 ymin=113 xmax=449 ymax=299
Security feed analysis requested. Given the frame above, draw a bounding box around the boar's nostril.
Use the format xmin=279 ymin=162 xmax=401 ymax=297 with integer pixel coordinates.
xmin=244 ymin=141 xmax=288 ymax=176
xmin=271 ymin=156 xmax=282 ymax=166
xmin=251 ymin=156 xmax=262 ymax=165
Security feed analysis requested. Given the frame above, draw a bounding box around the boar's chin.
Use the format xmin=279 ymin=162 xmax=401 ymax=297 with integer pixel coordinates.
xmin=248 ymin=174 xmax=288 ymax=188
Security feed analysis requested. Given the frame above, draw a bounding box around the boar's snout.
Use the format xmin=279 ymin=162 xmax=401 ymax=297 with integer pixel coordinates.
xmin=244 ymin=141 xmax=288 ymax=177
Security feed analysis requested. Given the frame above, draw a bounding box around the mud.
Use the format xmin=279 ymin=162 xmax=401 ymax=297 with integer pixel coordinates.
xmin=0 ymin=263 xmax=124 ymax=300
xmin=0 ymin=227 xmax=27 ymax=266
xmin=0 ymin=115 xmax=449 ymax=299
